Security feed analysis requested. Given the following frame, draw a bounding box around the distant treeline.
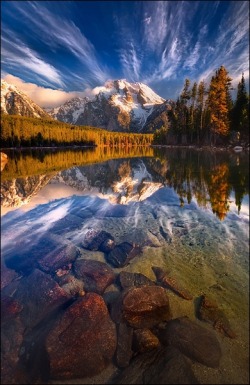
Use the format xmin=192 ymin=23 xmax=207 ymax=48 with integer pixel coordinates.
xmin=153 ymin=67 xmax=249 ymax=146
xmin=0 ymin=114 xmax=153 ymax=148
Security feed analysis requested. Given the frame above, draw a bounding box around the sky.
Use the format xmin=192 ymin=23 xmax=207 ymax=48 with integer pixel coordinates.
xmin=1 ymin=1 xmax=249 ymax=107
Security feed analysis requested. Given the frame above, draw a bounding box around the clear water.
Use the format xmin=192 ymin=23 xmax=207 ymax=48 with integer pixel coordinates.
xmin=1 ymin=147 xmax=249 ymax=384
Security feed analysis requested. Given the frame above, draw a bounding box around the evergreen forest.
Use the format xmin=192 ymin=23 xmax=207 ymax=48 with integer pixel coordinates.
xmin=153 ymin=67 xmax=249 ymax=146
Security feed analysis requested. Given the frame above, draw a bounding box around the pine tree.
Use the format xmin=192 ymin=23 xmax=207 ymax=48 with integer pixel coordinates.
xmin=207 ymin=66 xmax=232 ymax=144
xmin=197 ymin=80 xmax=206 ymax=144
xmin=231 ymin=73 xmax=249 ymax=141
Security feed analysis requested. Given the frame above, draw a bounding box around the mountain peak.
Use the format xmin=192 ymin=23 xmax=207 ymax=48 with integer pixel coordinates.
xmin=1 ymin=79 xmax=50 ymax=119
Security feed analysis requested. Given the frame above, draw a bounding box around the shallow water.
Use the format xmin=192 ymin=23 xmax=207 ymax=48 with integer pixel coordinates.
xmin=1 ymin=147 xmax=249 ymax=384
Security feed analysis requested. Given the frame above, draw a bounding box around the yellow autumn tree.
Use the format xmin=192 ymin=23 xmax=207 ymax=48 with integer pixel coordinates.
xmin=208 ymin=66 xmax=232 ymax=144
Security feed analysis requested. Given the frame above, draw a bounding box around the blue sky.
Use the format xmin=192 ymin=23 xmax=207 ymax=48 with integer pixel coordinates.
xmin=1 ymin=1 xmax=249 ymax=105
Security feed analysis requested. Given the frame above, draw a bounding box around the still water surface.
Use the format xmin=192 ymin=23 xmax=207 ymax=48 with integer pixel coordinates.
xmin=1 ymin=147 xmax=249 ymax=384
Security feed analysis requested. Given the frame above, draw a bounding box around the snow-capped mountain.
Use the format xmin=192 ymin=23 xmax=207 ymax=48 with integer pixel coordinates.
xmin=47 ymin=79 xmax=170 ymax=132
xmin=45 ymin=97 xmax=88 ymax=124
xmin=1 ymin=80 xmax=50 ymax=119
xmin=49 ymin=159 xmax=164 ymax=204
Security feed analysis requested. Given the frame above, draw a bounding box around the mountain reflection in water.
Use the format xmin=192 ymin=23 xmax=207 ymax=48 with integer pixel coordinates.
xmin=1 ymin=147 xmax=249 ymax=384
xmin=1 ymin=147 xmax=249 ymax=220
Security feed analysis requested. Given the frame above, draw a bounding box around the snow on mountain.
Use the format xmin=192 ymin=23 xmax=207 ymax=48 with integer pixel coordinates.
xmin=1 ymin=79 xmax=50 ymax=119
xmin=46 ymin=79 xmax=169 ymax=132
xmin=45 ymin=96 xmax=89 ymax=124
xmin=49 ymin=159 xmax=164 ymax=204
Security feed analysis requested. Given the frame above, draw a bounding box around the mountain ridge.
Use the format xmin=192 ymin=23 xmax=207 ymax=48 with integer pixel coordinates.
xmin=1 ymin=79 xmax=51 ymax=119
xmin=1 ymin=78 xmax=173 ymax=133
xmin=47 ymin=79 xmax=171 ymax=132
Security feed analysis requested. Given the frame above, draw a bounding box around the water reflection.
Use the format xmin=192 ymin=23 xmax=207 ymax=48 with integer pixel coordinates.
xmin=1 ymin=147 xmax=249 ymax=384
xmin=1 ymin=147 xmax=249 ymax=221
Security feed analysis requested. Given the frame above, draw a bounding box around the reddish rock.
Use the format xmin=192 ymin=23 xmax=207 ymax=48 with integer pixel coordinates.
xmin=74 ymin=259 xmax=116 ymax=294
xmin=133 ymin=329 xmax=160 ymax=353
xmin=46 ymin=293 xmax=117 ymax=379
xmin=158 ymin=316 xmax=222 ymax=368
xmin=38 ymin=244 xmax=79 ymax=273
xmin=1 ymin=296 xmax=23 ymax=324
xmin=122 ymin=285 xmax=172 ymax=329
xmin=13 ymin=269 xmax=70 ymax=328
xmin=152 ymin=266 xmax=193 ymax=300
xmin=198 ymin=294 xmax=237 ymax=338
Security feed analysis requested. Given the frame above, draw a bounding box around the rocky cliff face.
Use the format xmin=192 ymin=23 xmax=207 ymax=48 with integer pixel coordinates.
xmin=47 ymin=79 xmax=171 ymax=132
xmin=1 ymin=80 xmax=50 ymax=119
xmin=45 ymin=97 xmax=88 ymax=124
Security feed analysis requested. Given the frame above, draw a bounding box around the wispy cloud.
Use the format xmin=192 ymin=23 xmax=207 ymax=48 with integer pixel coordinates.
xmin=197 ymin=1 xmax=249 ymax=86
xmin=3 ymin=1 xmax=111 ymax=87
xmin=1 ymin=29 xmax=64 ymax=87
xmin=143 ymin=1 xmax=168 ymax=52
xmin=119 ymin=42 xmax=142 ymax=81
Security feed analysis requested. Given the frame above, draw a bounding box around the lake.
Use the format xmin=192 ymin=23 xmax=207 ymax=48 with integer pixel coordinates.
xmin=1 ymin=146 xmax=249 ymax=384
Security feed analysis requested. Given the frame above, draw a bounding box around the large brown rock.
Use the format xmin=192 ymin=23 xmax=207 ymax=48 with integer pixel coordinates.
xmin=46 ymin=293 xmax=117 ymax=379
xmin=73 ymin=259 xmax=116 ymax=294
xmin=13 ymin=269 xmax=70 ymax=328
xmin=122 ymin=285 xmax=172 ymax=329
xmin=111 ymin=346 xmax=199 ymax=384
xmin=158 ymin=316 xmax=222 ymax=368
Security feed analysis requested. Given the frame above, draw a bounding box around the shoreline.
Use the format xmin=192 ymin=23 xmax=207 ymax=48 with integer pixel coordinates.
xmin=0 ymin=144 xmax=249 ymax=152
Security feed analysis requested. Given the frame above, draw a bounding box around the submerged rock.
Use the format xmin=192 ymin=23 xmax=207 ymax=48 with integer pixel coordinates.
xmin=1 ymin=317 xmax=27 ymax=385
xmin=1 ymin=296 xmax=23 ymax=324
xmin=111 ymin=346 xmax=199 ymax=384
xmin=118 ymin=271 xmax=155 ymax=289
xmin=1 ymin=261 xmax=20 ymax=289
xmin=122 ymin=285 xmax=172 ymax=329
xmin=106 ymin=242 xmax=141 ymax=268
xmin=13 ymin=269 xmax=70 ymax=328
xmin=73 ymin=259 xmax=116 ymax=294
xmin=38 ymin=244 xmax=79 ymax=273
xmin=158 ymin=316 xmax=222 ymax=368
xmin=152 ymin=266 xmax=193 ymax=300
xmin=115 ymin=322 xmax=134 ymax=368
xmin=46 ymin=293 xmax=117 ymax=379
xmin=198 ymin=294 xmax=237 ymax=339
xmin=133 ymin=329 xmax=160 ymax=353
xmin=81 ymin=229 xmax=115 ymax=252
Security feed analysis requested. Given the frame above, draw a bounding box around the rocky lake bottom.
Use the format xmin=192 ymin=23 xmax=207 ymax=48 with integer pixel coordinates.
xmin=1 ymin=188 xmax=249 ymax=384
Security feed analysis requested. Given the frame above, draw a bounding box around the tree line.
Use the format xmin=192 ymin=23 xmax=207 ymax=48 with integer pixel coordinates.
xmin=0 ymin=115 xmax=153 ymax=148
xmin=153 ymin=67 xmax=249 ymax=146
